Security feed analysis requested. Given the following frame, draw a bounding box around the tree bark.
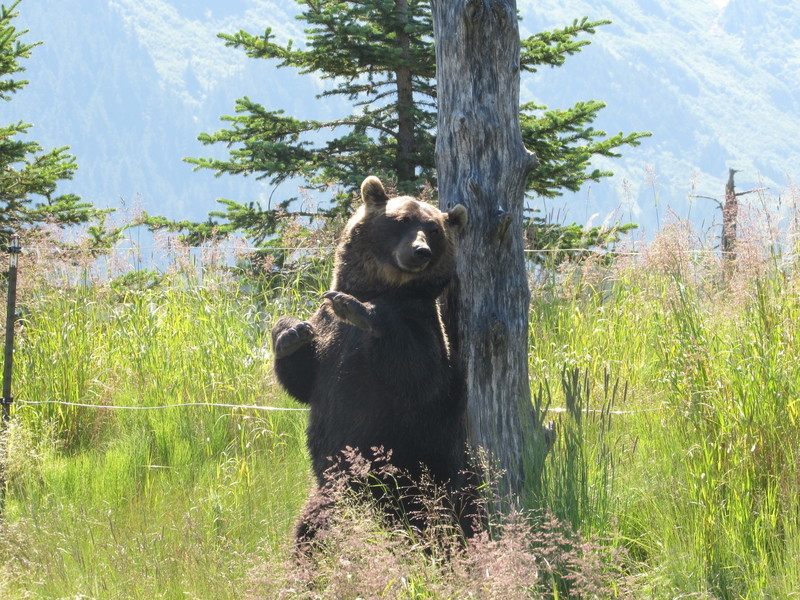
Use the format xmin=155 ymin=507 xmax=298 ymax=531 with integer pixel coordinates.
xmin=394 ymin=0 xmax=416 ymax=185
xmin=721 ymin=167 xmax=739 ymax=260
xmin=431 ymin=0 xmax=540 ymax=498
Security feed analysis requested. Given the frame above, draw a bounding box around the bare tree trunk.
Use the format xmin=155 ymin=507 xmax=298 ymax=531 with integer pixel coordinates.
xmin=431 ymin=0 xmax=540 ymax=498
xmin=721 ymin=168 xmax=739 ymax=261
xmin=394 ymin=0 xmax=416 ymax=184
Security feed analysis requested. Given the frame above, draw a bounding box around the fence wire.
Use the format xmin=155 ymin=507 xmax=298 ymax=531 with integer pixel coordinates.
xmin=19 ymin=245 xmax=766 ymax=255
xmin=15 ymin=399 xmax=310 ymax=412
xmin=14 ymin=398 xmax=663 ymax=416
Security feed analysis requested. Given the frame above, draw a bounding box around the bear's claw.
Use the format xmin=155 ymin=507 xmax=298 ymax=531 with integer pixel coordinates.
xmin=323 ymin=291 xmax=375 ymax=333
xmin=274 ymin=321 xmax=315 ymax=359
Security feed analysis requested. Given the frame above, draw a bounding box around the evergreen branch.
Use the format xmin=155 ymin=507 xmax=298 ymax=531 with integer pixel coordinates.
xmin=521 ymin=17 xmax=610 ymax=72
xmin=0 ymin=0 xmax=102 ymax=244
xmin=0 ymin=0 xmax=40 ymax=101
xmin=317 ymin=119 xmax=397 ymax=138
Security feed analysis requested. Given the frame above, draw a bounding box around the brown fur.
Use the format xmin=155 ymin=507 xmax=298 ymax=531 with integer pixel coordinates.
xmin=331 ymin=176 xmax=466 ymax=296
xmin=271 ymin=176 xmax=479 ymax=548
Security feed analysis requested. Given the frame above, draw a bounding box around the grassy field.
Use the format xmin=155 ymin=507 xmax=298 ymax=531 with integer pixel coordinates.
xmin=1 ymin=219 xmax=799 ymax=599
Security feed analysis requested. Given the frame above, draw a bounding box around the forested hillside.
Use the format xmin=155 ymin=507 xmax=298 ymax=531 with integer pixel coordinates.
xmin=7 ymin=0 xmax=799 ymax=230
xmin=519 ymin=0 xmax=800 ymax=228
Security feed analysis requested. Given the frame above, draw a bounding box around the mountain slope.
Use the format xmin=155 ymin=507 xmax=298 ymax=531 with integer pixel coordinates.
xmin=7 ymin=0 xmax=314 ymax=221
xmin=519 ymin=0 xmax=799 ymax=229
xmin=6 ymin=0 xmax=799 ymax=233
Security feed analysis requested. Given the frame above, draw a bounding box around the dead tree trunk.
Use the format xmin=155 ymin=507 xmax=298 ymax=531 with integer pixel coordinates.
xmin=690 ymin=167 xmax=766 ymax=268
xmin=431 ymin=0 xmax=541 ymax=498
xmin=721 ymin=168 xmax=740 ymax=260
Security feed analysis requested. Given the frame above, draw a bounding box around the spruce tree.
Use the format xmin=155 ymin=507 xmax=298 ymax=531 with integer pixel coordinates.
xmin=0 ymin=0 xmax=102 ymax=246
xmin=183 ymin=1 xmax=648 ymax=250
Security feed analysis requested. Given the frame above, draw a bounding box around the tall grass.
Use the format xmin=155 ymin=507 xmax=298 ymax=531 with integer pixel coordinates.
xmin=531 ymin=367 xmax=625 ymax=537
xmin=1 ymin=207 xmax=799 ymax=598
xmin=527 ymin=212 xmax=800 ymax=598
xmin=1 ymin=240 xmax=322 ymax=598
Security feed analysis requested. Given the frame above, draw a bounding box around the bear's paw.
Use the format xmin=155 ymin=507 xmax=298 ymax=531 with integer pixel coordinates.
xmin=273 ymin=320 xmax=315 ymax=359
xmin=323 ymin=291 xmax=377 ymax=334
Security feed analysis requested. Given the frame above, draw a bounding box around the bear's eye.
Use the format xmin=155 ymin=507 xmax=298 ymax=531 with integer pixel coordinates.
xmin=429 ymin=226 xmax=441 ymax=236
xmin=400 ymin=216 xmax=412 ymax=224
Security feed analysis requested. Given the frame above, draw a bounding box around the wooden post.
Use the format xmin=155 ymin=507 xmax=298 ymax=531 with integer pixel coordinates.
xmin=2 ymin=232 xmax=20 ymax=422
xmin=1 ymin=232 xmax=20 ymax=512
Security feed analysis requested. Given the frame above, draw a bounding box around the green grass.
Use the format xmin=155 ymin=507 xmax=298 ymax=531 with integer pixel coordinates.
xmin=526 ymin=236 xmax=800 ymax=598
xmin=1 ymin=228 xmax=799 ymax=598
xmin=1 ymin=269 xmax=314 ymax=598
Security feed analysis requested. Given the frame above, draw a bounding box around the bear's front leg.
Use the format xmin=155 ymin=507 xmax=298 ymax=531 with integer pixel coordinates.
xmin=272 ymin=316 xmax=317 ymax=404
xmin=272 ymin=316 xmax=315 ymax=359
xmin=323 ymin=291 xmax=379 ymax=335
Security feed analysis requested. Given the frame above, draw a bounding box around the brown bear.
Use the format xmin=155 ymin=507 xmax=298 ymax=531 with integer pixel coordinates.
xmin=271 ymin=175 xmax=480 ymax=547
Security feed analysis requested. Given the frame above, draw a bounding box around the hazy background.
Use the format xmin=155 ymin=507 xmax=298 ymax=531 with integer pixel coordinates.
xmin=8 ymin=0 xmax=799 ymax=236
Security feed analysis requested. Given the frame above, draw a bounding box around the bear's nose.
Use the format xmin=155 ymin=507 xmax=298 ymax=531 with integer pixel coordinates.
xmin=413 ymin=245 xmax=432 ymax=260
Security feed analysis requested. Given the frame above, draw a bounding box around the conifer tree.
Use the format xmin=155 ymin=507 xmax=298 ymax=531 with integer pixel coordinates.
xmin=0 ymin=0 xmax=103 ymax=246
xmin=183 ymin=1 xmax=648 ymax=249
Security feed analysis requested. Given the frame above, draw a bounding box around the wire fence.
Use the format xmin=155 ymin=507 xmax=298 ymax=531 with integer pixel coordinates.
xmin=20 ymin=244 xmax=784 ymax=256
xmin=4 ymin=228 xmax=798 ymax=429
xmin=17 ymin=239 xmax=796 ymax=294
xmin=13 ymin=398 xmax=665 ymax=417
xmin=15 ymin=399 xmax=310 ymax=412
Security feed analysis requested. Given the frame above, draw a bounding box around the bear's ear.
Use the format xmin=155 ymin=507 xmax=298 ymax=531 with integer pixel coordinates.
xmin=446 ymin=204 xmax=468 ymax=232
xmin=361 ymin=176 xmax=389 ymax=214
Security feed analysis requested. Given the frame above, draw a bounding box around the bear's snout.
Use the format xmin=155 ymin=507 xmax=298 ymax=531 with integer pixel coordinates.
xmin=413 ymin=243 xmax=432 ymax=261
xmin=405 ymin=231 xmax=433 ymax=270
xmin=394 ymin=231 xmax=434 ymax=272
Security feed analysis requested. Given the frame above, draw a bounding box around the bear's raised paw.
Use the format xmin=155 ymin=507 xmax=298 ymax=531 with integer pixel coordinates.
xmin=273 ymin=319 xmax=315 ymax=359
xmin=323 ymin=291 xmax=376 ymax=334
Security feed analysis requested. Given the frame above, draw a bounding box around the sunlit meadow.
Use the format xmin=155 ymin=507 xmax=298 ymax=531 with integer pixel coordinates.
xmin=1 ymin=195 xmax=799 ymax=598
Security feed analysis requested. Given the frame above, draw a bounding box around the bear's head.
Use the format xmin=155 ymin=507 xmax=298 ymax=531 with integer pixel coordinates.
xmin=332 ymin=176 xmax=468 ymax=297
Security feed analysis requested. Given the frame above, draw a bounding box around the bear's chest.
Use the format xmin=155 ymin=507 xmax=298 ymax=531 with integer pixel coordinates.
xmin=314 ymin=311 xmax=450 ymax=406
